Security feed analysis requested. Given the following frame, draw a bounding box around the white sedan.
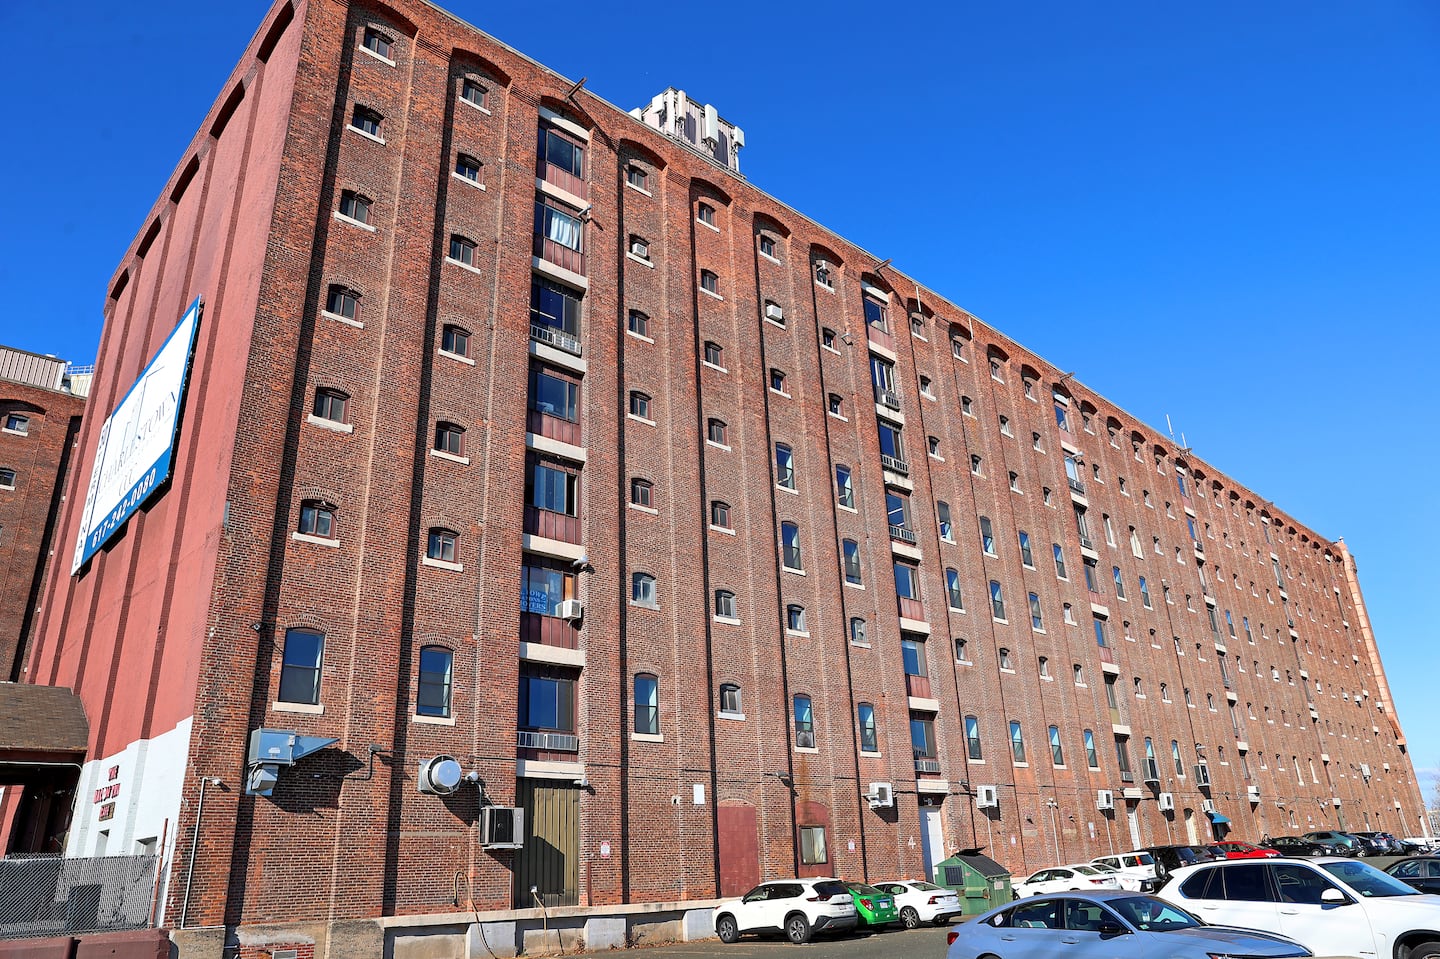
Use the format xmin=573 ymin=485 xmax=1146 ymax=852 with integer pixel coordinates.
xmin=872 ymin=880 xmax=962 ymax=927
xmin=1014 ymin=864 xmax=1121 ymax=897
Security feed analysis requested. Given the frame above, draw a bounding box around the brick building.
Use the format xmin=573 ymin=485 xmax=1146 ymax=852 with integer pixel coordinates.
xmin=12 ymin=0 xmax=1424 ymax=955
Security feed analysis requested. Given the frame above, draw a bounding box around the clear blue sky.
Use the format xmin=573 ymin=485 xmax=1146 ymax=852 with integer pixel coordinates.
xmin=2 ymin=2 xmax=1437 ymax=810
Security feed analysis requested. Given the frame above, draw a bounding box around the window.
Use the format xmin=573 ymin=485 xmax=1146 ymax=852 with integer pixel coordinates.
xmin=1103 ymin=514 xmax=1116 ymax=545
xmin=631 ymin=572 xmax=657 ymax=607
xmin=540 ymin=125 xmax=585 ymax=181
xmin=1053 ymin=544 xmax=1068 ymax=579
xmin=1032 ymin=431 xmax=1043 ymax=451
xmin=530 ymin=276 xmax=582 ymax=343
xmin=454 ymin=153 xmax=483 ymax=184
xmin=278 ymin=628 xmax=324 ymax=704
xmin=1172 ymin=741 xmax=1185 ymax=776
xmin=991 ymin=357 xmax=1004 ymax=381
xmin=460 ymin=78 xmax=487 ymax=108
xmin=894 ymin=561 xmax=920 ymax=601
xmin=827 ymin=393 xmax=844 ymax=416
xmin=1009 ymin=721 xmax=1026 ymax=763
xmin=759 ymin=234 xmax=776 ymax=258
xmin=849 ymin=617 xmax=867 ymax=645
xmin=786 ymin=604 xmax=807 ymax=633
xmin=1160 ymin=682 xmax=1170 ymax=702
xmin=821 ymin=327 xmax=837 ymax=349
xmin=937 ymin=502 xmax=953 ymax=541
xmin=1028 ymin=592 xmax=1044 ymax=631
xmin=970 ymin=454 xmax=983 ymax=475
xmin=901 ymin=636 xmax=927 ymax=677
xmin=781 ymin=522 xmax=803 ymax=570
xmin=536 ymin=201 xmax=584 ymax=259
xmin=520 ymin=673 xmax=575 ymax=732
xmin=965 ymin=715 xmax=983 ymax=760
xmin=843 ymin=540 xmax=863 ymax=585
xmin=793 ymin=694 xmax=815 ymax=747
xmin=707 ymin=418 xmax=728 ymax=445
xmin=1018 ymin=531 xmax=1034 ymax=567
xmin=625 ymin=164 xmax=648 ymax=189
xmin=910 ymin=314 xmax=926 ymax=338
xmin=427 ymin=528 xmax=458 ymax=563
xmin=1063 ymin=602 xmax=1076 ymax=624
xmin=979 ymin=516 xmax=996 ymax=555
xmin=720 ymin=683 xmax=742 ymax=715
xmin=1083 ymin=729 xmax=1099 ymax=768
xmin=951 ymin=334 xmax=966 ymax=359
xmin=441 ymin=324 xmax=470 ymax=358
xmin=630 ymin=478 xmax=652 ymax=508
xmin=878 ymin=421 xmax=906 ymax=471
xmin=634 ymin=674 xmax=659 ymax=735
xmin=629 ymin=391 xmax=651 ymax=419
xmin=774 ymin=443 xmax=795 ymax=488
xmin=629 ymin=236 xmax=650 ymax=259
xmin=998 ymin=414 xmax=1011 ymax=435
xmin=1115 ymin=736 xmax=1134 ymax=780
xmin=1073 ymin=663 xmax=1085 ymax=684
xmin=336 ymin=192 xmax=371 ymax=226
xmin=362 ymin=26 xmax=393 ymax=59
xmin=989 ymin=580 xmax=1006 ymax=620
xmin=1139 ymin=576 xmax=1152 ymax=608
xmin=351 ymin=105 xmax=382 ymax=137
xmin=627 ymin=309 xmax=650 ymax=337
xmin=313 ymin=387 xmax=349 ymax=424
xmin=528 ymin=459 xmax=577 ymax=517
xmin=858 ymin=703 xmax=878 ymax=752
xmin=961 ymin=395 xmax=974 ymax=415
xmin=1113 ymin=566 xmax=1126 ymax=599
xmin=417 ymin=646 xmax=453 ymax=717
xmin=1054 ymin=402 xmax=1070 ymax=432
xmin=1038 ymin=656 xmax=1051 ymax=678
xmin=929 ymin=436 xmax=942 ymax=458
xmin=710 ymin=500 xmax=731 ymax=529
xmin=1093 ymin=615 xmax=1110 ymax=647
xmin=945 ymin=568 xmax=964 ymax=610
xmin=297 ymin=500 xmax=336 ymax=538
xmin=814 ymin=259 xmax=833 ymax=288
xmin=714 ymin=590 xmax=737 ymax=619
xmin=700 ymin=269 xmax=719 ymax=294
xmin=835 ymin=465 xmax=854 ymax=508
xmin=448 ymin=234 xmax=476 ymax=266
xmin=799 ymin=825 xmax=827 ymax=864
xmin=1049 ymin=725 xmax=1064 ymax=766
xmin=697 ymin=202 xmax=716 ymax=226
xmin=919 ymin=375 xmax=934 ymax=398
xmin=325 ymin=285 xmax=359 ymax=321
xmin=955 ymin=638 xmax=971 ymax=663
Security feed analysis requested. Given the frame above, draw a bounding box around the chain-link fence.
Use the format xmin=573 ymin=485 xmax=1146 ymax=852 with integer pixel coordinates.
xmin=0 ymin=854 xmax=158 ymax=939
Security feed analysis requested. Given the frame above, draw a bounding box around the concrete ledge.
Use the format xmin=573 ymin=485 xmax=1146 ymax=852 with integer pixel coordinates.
xmin=683 ymin=908 xmax=716 ymax=941
xmin=583 ymin=917 xmax=625 ymax=950
xmin=377 ymin=896 xmax=725 ymax=928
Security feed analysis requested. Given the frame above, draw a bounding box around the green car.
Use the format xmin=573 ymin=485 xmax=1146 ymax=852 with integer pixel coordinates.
xmin=842 ymin=881 xmax=899 ymax=929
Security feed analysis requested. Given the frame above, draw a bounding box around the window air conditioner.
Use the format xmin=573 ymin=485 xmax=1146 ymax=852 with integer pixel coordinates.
xmin=557 ymin=599 xmax=584 ymax=621
xmin=1194 ymin=763 xmax=1212 ymax=788
xmin=1201 ymin=798 xmax=1216 ymax=814
xmin=765 ymin=303 xmax=784 ymax=321
xmin=480 ymin=806 xmax=525 ymax=849
xmin=1096 ymin=789 xmax=1114 ymax=811
xmin=796 ymin=730 xmax=815 ymax=749
xmin=1157 ymin=792 xmax=1175 ymax=811
xmin=1143 ymin=760 xmax=1160 ymax=784
xmin=1247 ymin=785 xmax=1262 ymax=801
xmin=867 ymin=782 xmax=894 ymax=808
xmin=976 ymin=784 xmax=999 ymax=809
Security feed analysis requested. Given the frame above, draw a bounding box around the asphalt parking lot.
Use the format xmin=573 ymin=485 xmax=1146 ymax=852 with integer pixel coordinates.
xmin=602 ymin=922 xmax=957 ymax=958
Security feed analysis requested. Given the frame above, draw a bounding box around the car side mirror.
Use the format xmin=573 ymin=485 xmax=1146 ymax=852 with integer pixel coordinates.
xmin=1097 ymin=921 xmax=1127 ymax=936
xmin=1320 ymin=888 xmax=1347 ymax=905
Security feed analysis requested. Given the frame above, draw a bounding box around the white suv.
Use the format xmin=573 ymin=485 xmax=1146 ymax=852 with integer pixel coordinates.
xmin=1092 ymin=851 xmax=1159 ymax=891
xmin=1158 ymin=856 xmax=1440 ymax=959
xmin=713 ymin=877 xmax=858 ymax=944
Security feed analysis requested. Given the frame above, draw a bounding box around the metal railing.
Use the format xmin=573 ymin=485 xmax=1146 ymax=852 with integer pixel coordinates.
xmin=880 ymin=454 xmax=908 ymax=475
xmin=889 ymin=524 xmax=917 ymax=545
xmin=530 ymin=322 xmax=582 ymax=356
xmin=875 ymin=387 xmax=901 ymax=410
xmin=914 ymin=759 xmax=941 ymax=774
xmin=0 ymin=854 xmax=157 ymax=940
xmin=1068 ymin=477 xmax=1086 ymax=494
xmin=1078 ymin=534 xmax=1095 ymax=550
xmin=517 ymin=730 xmax=579 ymax=752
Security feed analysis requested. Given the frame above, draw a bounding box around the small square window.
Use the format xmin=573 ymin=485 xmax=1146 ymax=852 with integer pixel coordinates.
xmin=362 ymin=27 xmax=393 ymax=60
xmin=827 ymin=393 xmax=844 ymax=416
xmin=704 ymin=341 xmax=724 ymax=367
xmin=821 ymin=327 xmax=837 ymax=349
xmin=770 ymin=369 xmax=787 ymax=394
xmin=455 ymin=153 xmax=483 ymax=183
xmin=786 ymin=605 xmax=807 ymax=633
xmin=759 ymin=235 xmax=776 ymax=258
xmin=338 ymin=190 xmax=371 ymax=225
xmin=710 ymin=500 xmax=731 ymax=529
xmin=441 ymin=324 xmax=470 ymax=357
xmin=298 ymin=500 xmax=336 ymax=538
xmin=627 ymin=310 xmax=650 ymax=337
xmin=449 ymin=235 xmax=476 ymax=266
xmin=2 ymin=467 xmax=19 ymax=489
xmin=928 ymin=436 xmax=941 ymax=457
xmin=697 ymin=202 xmax=716 ymax=226
xmin=961 ymin=396 xmax=974 ymax=416
xmin=707 ymin=418 xmax=728 ymax=445
xmin=351 ymin=106 xmax=383 ymax=138
xmin=435 ymin=421 xmax=465 ymax=456
xmin=461 ymin=78 xmax=488 ymax=109
xmin=313 ymin=388 xmax=349 ymax=424
xmin=629 ymin=392 xmax=651 ymax=419
xmin=626 ymin=165 xmax=649 ymax=190
xmin=631 ymin=572 xmax=657 ymax=607
xmin=630 ymin=478 xmax=653 ymax=508
xmin=1008 ymin=471 xmax=1020 ymax=492
xmin=700 ymin=269 xmax=719 ymax=294
xmin=427 ymin=528 xmax=458 ymax=562
xmin=910 ymin=315 xmax=925 ymax=337
xmin=919 ymin=375 xmax=934 ymax=398
xmin=970 ymin=454 xmax=982 ymax=475
xmin=325 ymin=285 xmax=359 ymax=321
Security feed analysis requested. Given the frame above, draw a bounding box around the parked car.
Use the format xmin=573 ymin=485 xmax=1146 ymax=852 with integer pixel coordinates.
xmin=1209 ymin=840 xmax=1281 ymax=859
xmin=1264 ymin=835 xmax=1335 ymax=857
xmin=1385 ymin=857 xmax=1440 ymax=895
xmin=943 ymin=891 xmax=1311 ymax=959
xmin=871 ymin=879 xmax=962 ymax=927
xmin=1014 ymin=863 xmax=1120 ymax=897
xmin=712 ymin=877 xmax=857 ymax=944
xmin=1301 ymin=830 xmax=1361 ymax=855
xmin=1087 ymin=860 xmax=1152 ymax=892
xmin=1091 ymin=851 xmax=1160 ymax=890
xmin=840 ymin=881 xmax=898 ymax=929
xmin=1346 ymin=831 xmax=1395 ymax=856
xmin=1143 ymin=844 xmax=1222 ymax=879
xmin=1157 ymin=856 xmax=1440 ymax=959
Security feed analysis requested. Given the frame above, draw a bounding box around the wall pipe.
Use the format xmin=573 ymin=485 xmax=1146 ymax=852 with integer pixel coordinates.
xmin=179 ymin=776 xmax=221 ymax=928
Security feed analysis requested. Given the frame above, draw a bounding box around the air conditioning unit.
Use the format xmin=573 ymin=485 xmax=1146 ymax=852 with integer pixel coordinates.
xmin=1143 ymin=760 xmax=1161 ymax=784
xmin=1247 ymin=785 xmax=1262 ymax=802
xmin=1096 ymin=789 xmax=1114 ymax=811
xmin=1201 ymin=799 xmax=1216 ymax=814
xmin=796 ymin=730 xmax=815 ymax=749
xmin=1359 ymin=763 xmax=1371 ymax=780
xmin=1193 ymin=763 xmax=1212 ymax=788
xmin=765 ymin=302 xmax=784 ymax=321
xmin=1157 ymin=792 xmax=1175 ymax=811
xmin=976 ymin=784 xmax=999 ymax=809
xmin=479 ymin=806 xmax=525 ymax=849
xmin=557 ymin=599 xmax=584 ymax=621
xmin=867 ymin=782 xmax=894 ymax=809
xmin=418 ymin=755 xmax=464 ymax=796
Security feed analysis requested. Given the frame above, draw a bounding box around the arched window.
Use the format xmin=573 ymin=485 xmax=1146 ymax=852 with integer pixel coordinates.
xmin=781 ymin=522 xmax=802 ymax=570
xmin=713 ymin=589 xmax=737 ymax=620
xmin=965 ymin=715 xmax=983 ymax=760
xmin=700 ymin=269 xmax=719 ymax=294
xmin=426 ymin=528 xmax=458 ymax=563
xmin=325 ymin=284 xmax=360 ymax=321
xmin=338 ymin=189 xmax=372 ymax=224
xmin=441 ymin=324 xmax=470 ymax=358
xmin=634 ymin=673 xmax=659 ymax=735
xmin=710 ymin=500 xmax=731 ymax=529
xmin=448 ymin=234 xmax=477 ymax=266
xmin=279 ymin=628 xmax=324 ymax=705
xmin=857 ymin=703 xmax=878 ymax=753
xmin=793 ymin=695 xmax=815 ymax=748
xmin=435 ymin=421 xmax=466 ymax=456
xmin=313 ymin=387 xmax=349 ymax=424
xmin=631 ymin=572 xmax=657 ymax=607
xmin=417 ymin=646 xmax=454 ymax=718
xmin=297 ymin=500 xmax=336 ymax=538
xmin=719 ymin=683 xmax=742 ymax=715
xmin=1049 ymin=725 xmax=1064 ymax=766
xmin=629 ymin=477 xmax=652 ymax=507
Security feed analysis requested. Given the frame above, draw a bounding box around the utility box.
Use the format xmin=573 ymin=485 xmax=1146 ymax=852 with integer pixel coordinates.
xmin=934 ymin=848 xmax=1013 ymax=916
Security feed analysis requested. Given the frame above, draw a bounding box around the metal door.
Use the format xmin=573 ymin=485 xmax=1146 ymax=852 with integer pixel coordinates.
xmin=717 ymin=803 xmax=760 ymax=897
xmin=1126 ymin=802 xmax=1142 ymax=849
xmin=920 ymin=805 xmax=946 ymax=883
xmin=515 ymin=779 xmax=579 ymax=906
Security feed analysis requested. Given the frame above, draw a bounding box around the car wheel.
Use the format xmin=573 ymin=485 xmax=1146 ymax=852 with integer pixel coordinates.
xmin=785 ymin=913 xmax=812 ymax=944
xmin=900 ymin=906 xmax=921 ymax=930
xmin=1409 ymin=942 xmax=1440 ymax=959
xmin=715 ymin=914 xmax=739 ymax=944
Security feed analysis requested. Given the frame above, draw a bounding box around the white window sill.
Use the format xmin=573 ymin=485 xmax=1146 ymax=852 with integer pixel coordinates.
xmin=770 ymin=388 xmax=790 ymax=397
xmin=625 ymin=181 xmax=652 ymax=197
xmin=786 ymin=629 xmax=809 ymax=638
xmin=706 ymin=440 xmax=730 ymax=451
xmin=629 ymin=600 xmax=660 ymax=611
xmin=0 ymin=482 xmax=14 ymax=491
xmin=783 ymin=566 xmax=806 ymax=576
xmin=306 ymin=414 xmax=353 ymax=434
xmin=452 ymin=172 xmax=487 ymax=191
xmin=358 ymin=44 xmax=396 ymax=66
xmin=759 ymin=251 xmax=782 ymax=265
xmin=334 ymin=211 xmax=377 ymax=232
xmin=827 ymin=412 xmax=847 ymax=422
xmin=422 ymin=556 xmax=463 ymax=572
xmin=274 ymin=701 xmax=324 ymax=715
xmin=460 ymin=97 xmax=491 ymax=115
xmin=776 ymin=485 xmax=799 ymax=495
xmin=851 ymin=641 xmax=871 ymax=649
xmin=626 ymin=252 xmax=654 ymax=268
xmin=445 ymin=257 xmax=483 ymax=275
xmin=713 ymin=615 xmax=742 ymax=626
xmin=993 ymin=617 xmax=1009 ymax=626
xmin=709 ymin=524 xmax=735 ymax=535
xmin=413 ymin=714 xmax=457 ymax=726
xmin=628 ymin=413 xmax=656 ymax=427
xmin=632 ymin=732 xmax=665 ymax=743
xmin=845 ymin=582 xmax=865 ymax=591
xmin=718 ymin=711 xmax=746 ymax=721
xmin=815 ymin=281 xmax=834 ymax=294
xmin=1 ymin=428 xmax=28 ymax=436
xmin=429 ymin=449 xmax=469 ymax=465
xmin=1075 ymin=682 xmax=1087 ymax=688
xmin=629 ymin=503 xmax=658 ymax=515
xmin=1000 ymin=667 xmax=1016 ymax=674
xmin=702 ymin=361 xmax=728 ymax=373
xmin=794 ymin=746 xmax=819 ymax=754
xmin=697 ymin=218 xmax=720 ymax=233
xmin=1013 ymin=761 xmax=1028 ymax=768
xmin=321 ymin=309 xmax=363 ymax=329
xmin=347 ymin=125 xmax=385 ymax=145
xmin=627 ymin=330 xmax=654 ymax=344
xmin=1032 ymin=627 xmax=1046 ymax=635
xmin=699 ymin=287 xmax=724 ymax=301
xmin=948 ymin=606 xmax=964 ymax=614
xmin=838 ymin=504 xmax=858 ymax=514
xmin=921 ymin=393 xmax=936 ymax=402
xmin=764 ymin=317 xmax=786 ymax=329
xmin=822 ymin=343 xmax=841 ymax=355
xmin=968 ymin=758 xmax=985 ymax=765
xmin=438 ymin=348 xmax=475 ymax=366
xmin=291 ymin=531 xmax=339 ymax=548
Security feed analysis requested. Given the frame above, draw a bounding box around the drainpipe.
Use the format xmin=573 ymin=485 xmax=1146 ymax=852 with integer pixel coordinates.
xmin=180 ymin=776 xmax=221 ymax=928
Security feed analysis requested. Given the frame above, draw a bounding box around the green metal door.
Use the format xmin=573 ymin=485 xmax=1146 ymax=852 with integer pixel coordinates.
xmin=515 ymin=780 xmax=580 ymax=906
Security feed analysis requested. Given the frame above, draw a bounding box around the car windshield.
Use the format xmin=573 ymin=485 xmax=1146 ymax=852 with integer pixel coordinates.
xmin=910 ymin=881 xmax=945 ymax=891
xmin=1320 ymin=861 xmax=1420 ymax=898
xmin=846 ymin=883 xmax=884 ymax=896
xmin=1108 ymin=895 xmax=1203 ymax=931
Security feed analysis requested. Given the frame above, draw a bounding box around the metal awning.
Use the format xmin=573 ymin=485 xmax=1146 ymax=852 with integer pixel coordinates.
xmin=1206 ymin=810 xmax=1231 ymax=825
